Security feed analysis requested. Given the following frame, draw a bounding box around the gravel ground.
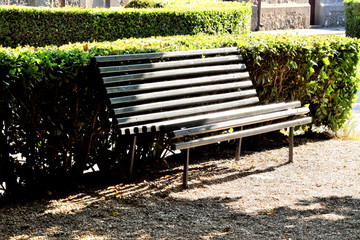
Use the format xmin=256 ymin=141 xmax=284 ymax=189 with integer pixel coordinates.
xmin=0 ymin=136 xmax=360 ymax=239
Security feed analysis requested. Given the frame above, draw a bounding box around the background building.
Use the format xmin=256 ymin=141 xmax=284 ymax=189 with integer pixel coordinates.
xmin=250 ymin=0 xmax=345 ymax=31
xmin=0 ymin=0 xmax=345 ymax=30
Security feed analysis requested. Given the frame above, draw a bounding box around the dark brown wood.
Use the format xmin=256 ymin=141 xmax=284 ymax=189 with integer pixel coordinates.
xmin=170 ymin=107 xmax=310 ymax=138
xmin=109 ymin=81 xmax=253 ymax=105
xmin=256 ymin=0 xmax=263 ymax=30
xmin=95 ymin=47 xmax=239 ymax=63
xmin=106 ymin=72 xmax=249 ymax=94
xmin=289 ymin=127 xmax=294 ymax=162
xmin=120 ymin=101 xmax=302 ymax=134
xmin=129 ymin=135 xmax=137 ymax=178
xmin=103 ymin=64 xmax=245 ymax=85
xmin=113 ymin=90 xmax=256 ymax=116
xmin=309 ymin=0 xmax=315 ymax=25
xmin=99 ymin=55 xmax=244 ymax=74
xmin=183 ymin=149 xmax=190 ymax=188
xmin=116 ymin=97 xmax=259 ymax=127
xmin=172 ymin=117 xmax=312 ymax=150
xmin=235 ymin=126 xmax=244 ymax=161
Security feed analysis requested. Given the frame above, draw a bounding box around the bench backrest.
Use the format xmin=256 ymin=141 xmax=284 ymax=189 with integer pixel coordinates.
xmin=94 ymin=47 xmax=259 ymax=135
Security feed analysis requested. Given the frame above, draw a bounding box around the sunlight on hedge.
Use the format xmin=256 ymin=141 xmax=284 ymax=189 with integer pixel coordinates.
xmin=336 ymin=114 xmax=360 ymax=140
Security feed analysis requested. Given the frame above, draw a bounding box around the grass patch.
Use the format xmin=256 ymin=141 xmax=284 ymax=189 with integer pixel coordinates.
xmin=336 ymin=113 xmax=360 ymax=140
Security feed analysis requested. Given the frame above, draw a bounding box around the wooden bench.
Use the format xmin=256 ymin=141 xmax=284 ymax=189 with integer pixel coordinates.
xmin=93 ymin=47 xmax=312 ymax=188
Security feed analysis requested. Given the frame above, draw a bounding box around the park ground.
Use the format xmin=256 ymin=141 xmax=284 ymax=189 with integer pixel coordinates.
xmin=0 ymin=133 xmax=359 ymax=239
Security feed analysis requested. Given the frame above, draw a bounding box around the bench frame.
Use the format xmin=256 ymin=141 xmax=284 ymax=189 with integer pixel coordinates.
xmin=94 ymin=47 xmax=312 ymax=188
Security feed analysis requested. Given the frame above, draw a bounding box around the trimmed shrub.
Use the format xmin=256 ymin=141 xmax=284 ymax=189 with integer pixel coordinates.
xmin=124 ymin=0 xmax=241 ymax=9
xmin=0 ymin=3 xmax=251 ymax=48
xmin=1 ymin=33 xmax=359 ymax=198
xmin=239 ymin=34 xmax=360 ymax=131
xmin=344 ymin=0 xmax=360 ymax=38
xmin=0 ymin=47 xmax=114 ymax=197
xmin=125 ymin=0 xmax=165 ymax=8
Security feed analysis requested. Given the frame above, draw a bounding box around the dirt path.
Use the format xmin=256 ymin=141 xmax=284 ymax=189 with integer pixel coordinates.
xmin=1 ymin=136 xmax=360 ymax=239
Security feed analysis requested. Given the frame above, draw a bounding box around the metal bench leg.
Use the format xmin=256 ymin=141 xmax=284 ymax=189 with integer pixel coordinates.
xmin=289 ymin=127 xmax=294 ymax=163
xmin=183 ymin=148 xmax=190 ymax=188
xmin=235 ymin=138 xmax=242 ymax=161
xmin=235 ymin=126 xmax=243 ymax=161
xmin=130 ymin=135 xmax=137 ymax=178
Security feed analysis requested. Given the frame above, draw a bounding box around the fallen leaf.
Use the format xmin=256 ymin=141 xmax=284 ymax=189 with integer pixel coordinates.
xmin=223 ymin=227 xmax=231 ymax=232
xmin=112 ymin=212 xmax=119 ymax=217
xmin=265 ymin=209 xmax=276 ymax=215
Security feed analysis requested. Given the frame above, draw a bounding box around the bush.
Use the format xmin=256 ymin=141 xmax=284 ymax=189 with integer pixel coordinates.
xmin=0 ymin=47 xmax=115 ymax=197
xmin=125 ymin=0 xmax=165 ymax=8
xmin=0 ymin=3 xmax=251 ymax=48
xmin=124 ymin=0 xmax=241 ymax=9
xmin=239 ymin=34 xmax=360 ymax=131
xmin=344 ymin=0 xmax=360 ymax=38
xmin=1 ymin=33 xmax=359 ymax=198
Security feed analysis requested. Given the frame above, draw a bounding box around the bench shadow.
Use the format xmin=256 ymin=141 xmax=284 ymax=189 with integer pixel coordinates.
xmin=2 ymin=133 xmax=357 ymax=239
xmin=0 ymin=131 xmax=332 ymax=205
xmin=121 ymin=131 xmax=334 ymax=196
xmin=67 ymin=132 xmax=333 ymax=200
xmin=1 ymin=193 xmax=359 ymax=239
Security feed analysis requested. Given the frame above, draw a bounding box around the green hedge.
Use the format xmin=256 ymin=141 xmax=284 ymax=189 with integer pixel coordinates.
xmin=1 ymin=34 xmax=359 ymax=198
xmin=344 ymin=0 xmax=360 ymax=38
xmin=0 ymin=2 xmax=251 ymax=48
xmin=124 ymin=0 xmax=238 ymax=9
xmin=241 ymin=34 xmax=360 ymax=130
xmin=125 ymin=0 xmax=165 ymax=8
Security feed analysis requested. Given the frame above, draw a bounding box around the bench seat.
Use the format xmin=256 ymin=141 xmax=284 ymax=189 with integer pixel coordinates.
xmin=94 ymin=47 xmax=312 ymax=188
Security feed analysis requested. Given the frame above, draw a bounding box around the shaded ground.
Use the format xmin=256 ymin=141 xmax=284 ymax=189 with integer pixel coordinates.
xmin=0 ymin=135 xmax=359 ymax=239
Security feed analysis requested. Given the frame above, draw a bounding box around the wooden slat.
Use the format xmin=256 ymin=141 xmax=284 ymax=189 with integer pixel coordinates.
xmin=116 ymin=97 xmax=260 ymax=126
xmin=113 ymin=90 xmax=257 ymax=116
xmin=171 ymin=107 xmax=310 ymax=138
xmin=106 ymin=72 xmax=250 ymax=94
xmin=109 ymin=81 xmax=253 ymax=105
xmin=121 ymin=101 xmax=302 ymax=134
xmin=103 ymin=64 xmax=246 ymax=85
xmin=99 ymin=55 xmax=244 ymax=74
xmin=94 ymin=47 xmax=239 ymax=63
xmin=171 ymin=117 xmax=312 ymax=150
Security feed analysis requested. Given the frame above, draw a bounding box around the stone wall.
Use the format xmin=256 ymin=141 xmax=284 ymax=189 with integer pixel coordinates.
xmin=250 ymin=0 xmax=345 ymax=30
xmin=314 ymin=0 xmax=345 ymax=26
xmin=1 ymin=0 xmax=345 ymax=29
xmin=251 ymin=0 xmax=310 ymax=31
xmin=0 ymin=0 xmax=128 ymax=7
